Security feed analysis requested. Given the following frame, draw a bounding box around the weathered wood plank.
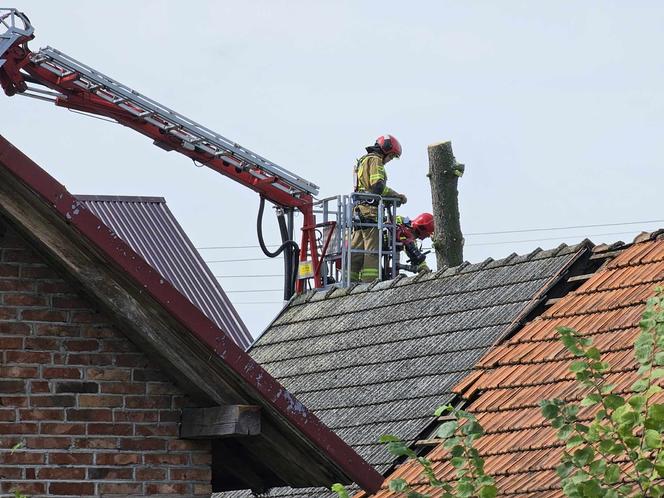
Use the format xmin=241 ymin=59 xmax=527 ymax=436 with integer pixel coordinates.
xmin=181 ymin=405 xmax=260 ymax=439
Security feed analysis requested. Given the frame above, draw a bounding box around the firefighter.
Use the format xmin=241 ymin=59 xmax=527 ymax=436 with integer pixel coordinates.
xmin=395 ymin=212 xmax=435 ymax=273
xmin=351 ymin=134 xmax=408 ymax=283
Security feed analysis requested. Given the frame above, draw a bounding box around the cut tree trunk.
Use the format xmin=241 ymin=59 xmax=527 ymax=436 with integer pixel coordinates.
xmin=427 ymin=140 xmax=465 ymax=269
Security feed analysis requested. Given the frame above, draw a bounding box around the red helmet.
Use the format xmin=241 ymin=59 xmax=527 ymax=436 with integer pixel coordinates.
xmin=411 ymin=213 xmax=434 ymax=239
xmin=375 ymin=134 xmax=402 ymax=158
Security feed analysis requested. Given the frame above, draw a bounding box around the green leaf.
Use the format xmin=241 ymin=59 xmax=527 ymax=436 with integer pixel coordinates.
xmin=566 ymin=435 xmax=585 ymax=449
xmin=331 ymin=483 xmax=350 ymax=498
xmin=572 ymin=446 xmax=594 ymax=467
xmin=434 ymin=405 xmax=453 ymax=417
xmin=436 ymin=421 xmax=458 ymax=439
xmin=645 ymin=429 xmax=661 ymax=449
xmin=479 ymin=485 xmax=497 ymax=498
xmin=628 ymin=395 xmax=646 ymax=410
xmin=388 ymin=479 xmax=409 ymax=493
xmin=652 ymin=368 xmax=664 ymax=379
xmin=580 ymin=394 xmax=602 ymax=407
xmin=586 ymin=347 xmax=601 ymax=360
xmin=635 ymin=458 xmax=654 ymax=473
xmin=456 ymin=482 xmax=475 ymax=497
xmin=557 ymin=424 xmax=573 ymax=440
xmin=604 ymin=394 xmax=625 ymax=410
xmin=450 ymin=457 xmax=464 ymax=468
xmin=379 ymin=434 xmax=400 ymax=443
xmin=541 ymin=400 xmax=560 ymax=419
xmin=604 ymin=463 xmax=620 ymax=484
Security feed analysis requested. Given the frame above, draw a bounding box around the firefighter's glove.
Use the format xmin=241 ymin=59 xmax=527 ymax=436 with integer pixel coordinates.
xmin=417 ymin=262 xmax=430 ymax=273
xmin=397 ymin=193 xmax=408 ymax=206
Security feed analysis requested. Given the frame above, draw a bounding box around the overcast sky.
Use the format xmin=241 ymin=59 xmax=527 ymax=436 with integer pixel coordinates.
xmin=2 ymin=1 xmax=663 ymax=336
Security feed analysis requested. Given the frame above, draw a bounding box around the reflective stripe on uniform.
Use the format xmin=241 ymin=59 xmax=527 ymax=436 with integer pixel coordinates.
xmin=361 ymin=268 xmax=379 ymax=277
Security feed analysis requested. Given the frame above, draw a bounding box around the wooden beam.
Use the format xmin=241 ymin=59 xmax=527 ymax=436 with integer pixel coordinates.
xmin=181 ymin=405 xmax=261 ymax=439
xmin=567 ymin=273 xmax=594 ymax=283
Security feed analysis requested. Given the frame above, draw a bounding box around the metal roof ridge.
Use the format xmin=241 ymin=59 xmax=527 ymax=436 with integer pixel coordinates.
xmin=74 ymin=194 xmax=166 ymax=203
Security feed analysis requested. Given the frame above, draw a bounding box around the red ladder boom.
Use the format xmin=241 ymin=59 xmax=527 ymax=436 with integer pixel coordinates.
xmin=0 ymin=8 xmax=323 ymax=294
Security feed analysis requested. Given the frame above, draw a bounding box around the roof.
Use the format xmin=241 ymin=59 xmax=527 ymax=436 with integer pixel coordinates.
xmin=0 ymin=134 xmax=383 ymax=494
xmin=222 ymin=239 xmax=594 ymax=497
xmin=364 ymin=232 xmax=664 ymax=497
xmin=76 ymin=195 xmax=252 ymax=350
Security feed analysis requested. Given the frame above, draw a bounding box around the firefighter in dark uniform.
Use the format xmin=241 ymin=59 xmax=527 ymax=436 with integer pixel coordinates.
xmin=351 ymin=134 xmax=407 ymax=283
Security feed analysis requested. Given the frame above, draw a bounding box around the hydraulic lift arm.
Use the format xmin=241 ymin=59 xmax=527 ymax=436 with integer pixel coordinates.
xmin=0 ymin=8 xmax=323 ymax=295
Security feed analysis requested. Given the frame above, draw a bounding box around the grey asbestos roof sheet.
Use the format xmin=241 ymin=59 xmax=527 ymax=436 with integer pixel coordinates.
xmin=219 ymin=243 xmax=587 ymax=497
xmin=77 ymin=195 xmax=253 ymax=350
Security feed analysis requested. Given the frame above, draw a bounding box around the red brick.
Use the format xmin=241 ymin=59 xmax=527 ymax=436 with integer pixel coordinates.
xmin=194 ymin=483 xmax=213 ymax=495
xmin=49 ymin=482 xmax=94 ymax=495
xmin=51 ymin=296 xmax=91 ymax=309
xmin=0 ymin=336 xmax=22 ymax=349
xmin=125 ymin=395 xmax=170 ymax=409
xmin=146 ymin=483 xmax=189 ymax=495
xmin=86 ymin=368 xmax=130 ymax=381
xmin=36 ymin=324 xmax=81 ymax=337
xmin=36 ymin=281 xmax=74 ymax=293
xmin=20 ymin=309 xmax=68 ymax=322
xmin=116 ymin=353 xmax=150 ymax=367
xmin=25 ymin=467 xmax=35 ymax=479
xmin=0 ymin=279 xmax=33 ymax=291
xmin=55 ymin=381 xmax=98 ymax=394
xmin=24 ymin=336 xmax=60 ymax=350
xmin=5 ymin=351 xmax=51 ymax=364
xmin=3 ymin=249 xmax=41 ymax=264
xmin=0 ymin=396 xmax=28 ymax=408
xmin=72 ymin=437 xmax=117 ymax=449
xmin=114 ymin=410 xmax=157 ymax=423
xmin=0 ymin=366 xmax=37 ymax=378
xmin=43 ymin=367 xmax=82 ymax=379
xmin=0 ymin=380 xmax=25 ymax=394
xmin=147 ymin=383 xmax=182 ymax=395
xmin=101 ymin=382 xmax=144 ymax=395
xmin=0 ymin=322 xmax=30 ymax=335
xmin=19 ymin=409 xmax=64 ymax=421
xmin=144 ymin=452 xmax=188 ymax=465
xmin=31 ymin=395 xmax=76 ymax=407
xmin=0 ymin=450 xmax=44 ymax=464
xmin=132 ymin=369 xmax=167 ymax=382
xmin=49 ymin=451 xmax=93 ymax=465
xmin=88 ymin=466 xmax=133 ymax=479
xmin=3 ymin=293 xmax=46 ymax=306
xmin=64 ymin=339 xmax=99 ymax=351
xmin=81 ymin=325 xmax=117 ymax=338
xmin=1 ymin=481 xmax=45 ymax=494
xmin=24 ymin=436 xmax=73 ymax=449
xmin=0 ymin=466 xmax=22 ymax=479
xmin=136 ymin=467 xmax=167 ymax=480
xmin=0 ymin=307 xmax=17 ymax=319
xmin=119 ymin=438 xmax=166 ymax=451
xmin=67 ymin=408 xmax=112 ymax=422
xmin=40 ymin=423 xmax=85 ymax=435
xmin=0 ymin=422 xmax=37 ymax=434
xmin=100 ymin=339 xmax=137 ymax=353
xmin=30 ymin=380 xmax=50 ymax=393
xmin=70 ymin=310 xmax=101 ymax=323
xmin=98 ymin=482 xmax=144 ymax=494
xmin=96 ymin=452 xmax=141 ymax=465
xmin=0 ymin=410 xmax=14 ymax=422
xmin=170 ymin=467 xmax=210 ymax=481
xmin=66 ymin=353 xmax=114 ymax=366
xmin=39 ymin=466 xmax=86 ymax=479
xmin=159 ymin=410 xmax=180 ymax=423
xmin=20 ymin=266 xmax=59 ymax=279
xmin=136 ymin=424 xmax=178 ymax=437
xmin=0 ymin=264 xmax=19 ymax=277
xmin=191 ymin=452 xmax=212 ymax=465
xmin=168 ymin=439 xmax=210 ymax=451
xmin=87 ymin=423 xmax=133 ymax=436
xmin=79 ymin=394 xmax=122 ymax=408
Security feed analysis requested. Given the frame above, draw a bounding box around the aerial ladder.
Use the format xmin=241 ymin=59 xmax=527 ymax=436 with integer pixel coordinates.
xmin=0 ymin=9 xmax=402 ymax=297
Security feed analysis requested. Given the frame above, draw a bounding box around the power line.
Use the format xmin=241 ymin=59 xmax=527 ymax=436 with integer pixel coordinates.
xmin=233 ymin=301 xmax=284 ymax=305
xmin=196 ymin=219 xmax=664 ymax=250
xmin=224 ymin=289 xmax=283 ymax=294
xmin=215 ymin=274 xmax=282 ymax=278
xmin=206 ymin=257 xmax=278 ymax=263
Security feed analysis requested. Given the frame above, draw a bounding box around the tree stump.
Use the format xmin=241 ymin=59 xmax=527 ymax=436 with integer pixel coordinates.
xmin=427 ymin=140 xmax=465 ymax=269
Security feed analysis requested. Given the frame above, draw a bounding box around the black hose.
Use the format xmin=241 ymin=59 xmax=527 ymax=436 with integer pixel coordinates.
xmin=257 ymin=196 xmax=300 ymax=300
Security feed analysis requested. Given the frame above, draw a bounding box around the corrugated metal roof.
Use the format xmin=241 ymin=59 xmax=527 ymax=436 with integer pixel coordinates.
xmin=76 ymin=194 xmax=253 ymax=350
xmin=365 ymin=232 xmax=664 ymax=497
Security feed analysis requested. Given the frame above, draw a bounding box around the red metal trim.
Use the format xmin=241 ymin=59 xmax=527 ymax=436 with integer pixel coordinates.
xmin=0 ymin=135 xmax=383 ymax=493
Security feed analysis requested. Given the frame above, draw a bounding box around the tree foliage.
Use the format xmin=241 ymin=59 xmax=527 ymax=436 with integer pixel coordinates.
xmin=541 ymin=286 xmax=664 ymax=497
xmin=332 ymin=405 xmax=496 ymax=498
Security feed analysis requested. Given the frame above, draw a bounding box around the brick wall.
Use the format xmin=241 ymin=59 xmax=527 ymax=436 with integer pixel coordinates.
xmin=0 ymin=224 xmax=212 ymax=497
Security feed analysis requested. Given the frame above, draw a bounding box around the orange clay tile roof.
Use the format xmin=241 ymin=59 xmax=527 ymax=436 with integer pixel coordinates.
xmin=361 ymin=234 xmax=664 ymax=498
